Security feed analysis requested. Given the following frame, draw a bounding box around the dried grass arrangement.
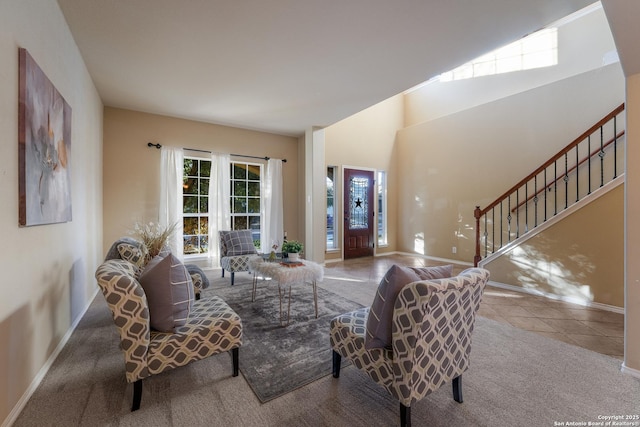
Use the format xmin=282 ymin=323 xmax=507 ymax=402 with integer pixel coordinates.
xmin=130 ymin=221 xmax=178 ymax=263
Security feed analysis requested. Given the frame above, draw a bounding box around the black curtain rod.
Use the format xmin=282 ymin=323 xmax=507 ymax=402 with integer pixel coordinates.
xmin=146 ymin=142 xmax=286 ymax=162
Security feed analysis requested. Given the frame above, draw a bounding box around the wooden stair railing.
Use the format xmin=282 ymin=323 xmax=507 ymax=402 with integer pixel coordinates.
xmin=510 ymin=130 xmax=625 ymax=213
xmin=474 ymin=103 xmax=625 ymax=267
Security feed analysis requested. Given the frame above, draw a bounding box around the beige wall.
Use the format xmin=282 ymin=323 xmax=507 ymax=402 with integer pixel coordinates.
xmin=102 ymin=107 xmax=300 ymax=258
xmin=624 ymin=73 xmax=640 ymax=372
xmin=485 ymin=183 xmax=624 ymax=307
xmin=0 ymin=1 xmax=103 ymax=424
xmin=396 ymin=64 xmax=624 ymax=263
xmin=404 ymin=6 xmax=617 ymax=126
xmin=324 ymin=94 xmax=404 ymax=260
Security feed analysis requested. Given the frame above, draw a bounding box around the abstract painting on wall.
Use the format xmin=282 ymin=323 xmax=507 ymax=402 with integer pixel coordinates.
xmin=18 ymin=48 xmax=72 ymax=227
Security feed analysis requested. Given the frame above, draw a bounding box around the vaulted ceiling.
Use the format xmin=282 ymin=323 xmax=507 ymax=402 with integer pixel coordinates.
xmin=57 ymin=0 xmax=596 ymax=136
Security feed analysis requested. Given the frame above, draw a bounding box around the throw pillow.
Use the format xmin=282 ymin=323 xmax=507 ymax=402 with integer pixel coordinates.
xmin=410 ymin=264 xmax=453 ymax=280
xmin=117 ymin=243 xmax=146 ymax=268
xmin=139 ymin=253 xmax=194 ymax=332
xmin=365 ymin=264 xmax=452 ymax=349
xmin=224 ymin=229 xmax=257 ymax=256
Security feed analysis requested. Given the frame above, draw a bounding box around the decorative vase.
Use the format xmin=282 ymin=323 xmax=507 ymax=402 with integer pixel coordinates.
xmin=288 ymin=252 xmax=300 ymax=262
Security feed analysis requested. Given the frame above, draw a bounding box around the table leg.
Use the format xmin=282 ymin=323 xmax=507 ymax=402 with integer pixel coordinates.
xmin=252 ymin=273 xmax=257 ymax=302
xmin=312 ymin=280 xmax=318 ymax=319
xmin=278 ymin=284 xmax=293 ymax=327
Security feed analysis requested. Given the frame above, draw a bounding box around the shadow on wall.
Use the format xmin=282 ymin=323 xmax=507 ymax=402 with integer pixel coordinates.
xmin=69 ymin=258 xmax=88 ymax=325
xmin=0 ymin=303 xmax=33 ymax=424
xmin=492 ymin=234 xmax=596 ymax=304
xmin=36 ymin=261 xmax=70 ymax=358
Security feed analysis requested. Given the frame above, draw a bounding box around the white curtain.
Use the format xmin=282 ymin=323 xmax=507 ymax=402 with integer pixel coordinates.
xmin=261 ymin=159 xmax=284 ymax=253
xmin=159 ymin=146 xmax=184 ymax=259
xmin=208 ymin=153 xmax=231 ymax=267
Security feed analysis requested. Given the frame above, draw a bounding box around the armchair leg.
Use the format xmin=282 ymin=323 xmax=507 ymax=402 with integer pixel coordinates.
xmin=230 ymin=272 xmax=235 ymax=286
xmin=332 ymin=350 xmax=341 ymax=378
xmin=232 ymin=347 xmax=239 ymax=377
xmin=453 ymin=375 xmax=463 ymax=403
xmin=400 ymin=403 xmax=411 ymax=427
xmin=222 ymin=269 xmax=225 ymax=278
xmin=131 ymin=379 xmax=142 ymax=411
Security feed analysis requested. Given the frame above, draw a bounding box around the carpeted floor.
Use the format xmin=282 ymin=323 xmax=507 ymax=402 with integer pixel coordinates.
xmin=11 ymin=271 xmax=640 ymax=426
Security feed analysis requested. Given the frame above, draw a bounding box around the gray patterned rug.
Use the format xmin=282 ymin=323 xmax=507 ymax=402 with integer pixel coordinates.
xmin=207 ymin=279 xmax=363 ymax=403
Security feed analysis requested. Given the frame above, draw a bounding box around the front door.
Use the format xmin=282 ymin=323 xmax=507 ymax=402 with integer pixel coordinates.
xmin=343 ymin=168 xmax=374 ymax=259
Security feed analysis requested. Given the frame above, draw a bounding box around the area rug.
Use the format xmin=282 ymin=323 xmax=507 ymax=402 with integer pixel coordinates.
xmin=209 ymin=279 xmax=363 ymax=403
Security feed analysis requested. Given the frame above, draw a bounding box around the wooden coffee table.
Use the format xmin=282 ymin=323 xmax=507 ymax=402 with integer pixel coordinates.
xmin=249 ymin=257 xmax=324 ymax=326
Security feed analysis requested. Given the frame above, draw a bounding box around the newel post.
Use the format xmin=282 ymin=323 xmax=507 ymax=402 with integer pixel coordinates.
xmin=474 ymin=206 xmax=482 ymax=267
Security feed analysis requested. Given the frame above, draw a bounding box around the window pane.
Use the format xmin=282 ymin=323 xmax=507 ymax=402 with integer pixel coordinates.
xmin=233 ymin=216 xmax=248 ymax=230
xmin=184 ymin=217 xmax=199 ymax=235
xmin=200 ymin=178 xmax=209 ymax=195
xmin=233 ymin=181 xmax=246 ymax=196
xmin=248 ymin=181 xmax=260 ymax=196
xmin=233 ymin=197 xmax=246 ymax=213
xmin=248 ymin=198 xmax=260 ymax=213
xmin=233 ymin=164 xmax=246 ymax=179
xmin=199 ymin=236 xmax=209 ymax=253
xmin=184 ymin=236 xmax=199 ymax=255
xmin=200 ymin=160 xmax=211 ymax=177
xmin=200 ymin=216 xmax=208 ymax=236
xmin=199 ymin=196 xmax=208 ymax=213
xmin=184 ymin=159 xmax=197 ymax=176
xmin=183 ymin=196 xmax=198 ymax=213
xmin=248 ymin=165 xmax=260 ymax=180
xmin=184 ymin=178 xmax=197 ymax=194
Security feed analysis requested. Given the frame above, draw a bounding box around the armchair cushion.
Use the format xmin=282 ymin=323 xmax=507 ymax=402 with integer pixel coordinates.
xmin=365 ymin=264 xmax=452 ymax=350
xmin=139 ymin=253 xmax=195 ymax=332
xmin=222 ymin=229 xmax=257 ymax=256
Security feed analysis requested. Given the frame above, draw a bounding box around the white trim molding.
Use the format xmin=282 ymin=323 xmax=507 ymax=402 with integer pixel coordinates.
xmin=621 ymin=363 xmax=640 ymax=380
xmin=487 ymin=280 xmax=624 ymax=314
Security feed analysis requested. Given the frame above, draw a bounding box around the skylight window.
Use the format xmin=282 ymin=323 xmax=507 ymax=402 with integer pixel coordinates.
xmin=439 ymin=28 xmax=558 ymax=82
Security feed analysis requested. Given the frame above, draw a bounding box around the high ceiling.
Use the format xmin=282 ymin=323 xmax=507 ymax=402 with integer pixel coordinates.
xmin=57 ymin=0 xmax=596 ymax=136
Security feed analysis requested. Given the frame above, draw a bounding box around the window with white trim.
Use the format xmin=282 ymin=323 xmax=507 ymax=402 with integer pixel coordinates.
xmin=231 ymin=161 xmax=262 ymax=248
xmin=183 ymin=157 xmax=211 ymax=255
xmin=439 ymin=28 xmax=558 ymax=82
xmin=377 ymin=170 xmax=387 ymax=246
xmin=326 ymin=166 xmax=337 ymax=250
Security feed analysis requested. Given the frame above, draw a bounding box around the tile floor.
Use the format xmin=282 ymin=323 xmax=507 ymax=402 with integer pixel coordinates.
xmin=324 ymin=253 xmax=624 ymax=360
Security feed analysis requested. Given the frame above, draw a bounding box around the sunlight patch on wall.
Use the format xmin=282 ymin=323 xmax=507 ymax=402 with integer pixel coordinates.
xmin=509 ymin=245 xmax=594 ymax=303
xmin=414 ymin=232 xmax=425 ymax=255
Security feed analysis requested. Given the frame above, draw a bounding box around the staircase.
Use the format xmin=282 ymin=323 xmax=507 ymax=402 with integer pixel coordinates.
xmin=473 ymin=104 xmax=625 ymax=267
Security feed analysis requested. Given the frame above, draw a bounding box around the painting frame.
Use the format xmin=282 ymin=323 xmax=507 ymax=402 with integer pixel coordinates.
xmin=18 ymin=48 xmax=72 ymax=227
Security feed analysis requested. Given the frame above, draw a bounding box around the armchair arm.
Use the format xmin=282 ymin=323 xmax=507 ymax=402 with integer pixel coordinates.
xmin=95 ymin=259 xmax=151 ymax=383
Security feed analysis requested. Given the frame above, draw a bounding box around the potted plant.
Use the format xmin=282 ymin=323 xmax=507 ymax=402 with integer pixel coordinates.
xmin=282 ymin=240 xmax=303 ymax=261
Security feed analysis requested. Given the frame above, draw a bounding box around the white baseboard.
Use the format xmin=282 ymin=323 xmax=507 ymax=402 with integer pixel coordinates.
xmin=621 ymin=363 xmax=640 ymax=379
xmin=2 ymin=288 xmax=100 ymax=427
xmin=487 ymin=280 xmax=624 ymax=314
xmin=395 ymin=251 xmax=474 ymax=267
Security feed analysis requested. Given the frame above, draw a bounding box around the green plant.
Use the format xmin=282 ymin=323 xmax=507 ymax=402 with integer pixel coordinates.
xmin=282 ymin=240 xmax=303 ymax=254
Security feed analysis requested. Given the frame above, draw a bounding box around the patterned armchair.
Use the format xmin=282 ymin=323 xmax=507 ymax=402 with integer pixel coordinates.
xmin=95 ymin=259 xmax=243 ymax=411
xmin=105 ymin=237 xmax=210 ymax=299
xmin=330 ymin=268 xmax=489 ymax=427
xmin=219 ymin=230 xmax=259 ymax=286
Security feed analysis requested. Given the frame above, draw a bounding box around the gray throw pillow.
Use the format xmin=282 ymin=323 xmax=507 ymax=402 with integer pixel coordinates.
xmin=139 ymin=253 xmax=194 ymax=332
xmin=409 ymin=264 xmax=453 ymax=280
xmin=223 ymin=229 xmax=257 ymax=256
xmin=365 ymin=264 xmax=453 ymax=349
